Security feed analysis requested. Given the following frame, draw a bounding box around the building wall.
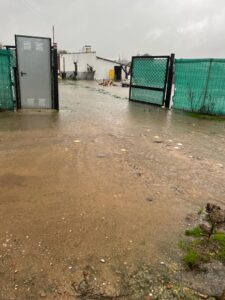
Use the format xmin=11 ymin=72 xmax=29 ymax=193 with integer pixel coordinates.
xmin=60 ymin=52 xmax=96 ymax=79
xmin=95 ymin=59 xmax=120 ymax=80
xmin=60 ymin=52 xmax=125 ymax=81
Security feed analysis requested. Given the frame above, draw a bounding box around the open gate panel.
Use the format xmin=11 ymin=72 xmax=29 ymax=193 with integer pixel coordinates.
xmin=129 ymin=55 xmax=174 ymax=107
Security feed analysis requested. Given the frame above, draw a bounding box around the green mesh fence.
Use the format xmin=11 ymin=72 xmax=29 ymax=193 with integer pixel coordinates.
xmin=173 ymin=59 xmax=225 ymax=115
xmin=130 ymin=57 xmax=168 ymax=105
xmin=0 ymin=49 xmax=15 ymax=110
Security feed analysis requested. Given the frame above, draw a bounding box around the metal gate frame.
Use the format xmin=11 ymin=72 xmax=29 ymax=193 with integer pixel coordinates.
xmin=14 ymin=35 xmax=59 ymax=110
xmin=129 ymin=54 xmax=175 ymax=108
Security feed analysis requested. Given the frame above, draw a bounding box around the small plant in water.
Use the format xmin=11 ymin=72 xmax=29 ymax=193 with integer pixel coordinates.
xmin=180 ymin=203 xmax=225 ymax=269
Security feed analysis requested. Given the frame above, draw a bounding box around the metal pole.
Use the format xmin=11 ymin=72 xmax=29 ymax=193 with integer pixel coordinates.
xmin=52 ymin=26 xmax=55 ymax=45
xmin=165 ymin=53 xmax=175 ymax=108
xmin=53 ymin=44 xmax=59 ymax=110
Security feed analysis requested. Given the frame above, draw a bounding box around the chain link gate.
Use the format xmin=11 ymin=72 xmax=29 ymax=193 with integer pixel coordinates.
xmin=129 ymin=55 xmax=174 ymax=107
xmin=0 ymin=49 xmax=15 ymax=110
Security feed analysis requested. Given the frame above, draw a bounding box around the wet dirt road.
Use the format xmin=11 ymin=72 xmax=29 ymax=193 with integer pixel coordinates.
xmin=0 ymin=81 xmax=225 ymax=299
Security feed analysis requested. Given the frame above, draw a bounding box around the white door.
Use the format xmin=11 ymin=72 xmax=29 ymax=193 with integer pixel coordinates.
xmin=16 ymin=35 xmax=52 ymax=109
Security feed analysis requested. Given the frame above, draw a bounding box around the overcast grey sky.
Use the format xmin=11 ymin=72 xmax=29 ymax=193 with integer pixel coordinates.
xmin=1 ymin=0 xmax=225 ymax=59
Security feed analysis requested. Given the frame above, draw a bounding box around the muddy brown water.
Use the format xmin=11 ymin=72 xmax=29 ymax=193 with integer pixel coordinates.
xmin=0 ymin=81 xmax=225 ymax=299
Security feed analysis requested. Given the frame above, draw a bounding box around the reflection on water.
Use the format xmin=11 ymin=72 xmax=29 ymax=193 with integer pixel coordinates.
xmin=0 ymin=110 xmax=60 ymax=131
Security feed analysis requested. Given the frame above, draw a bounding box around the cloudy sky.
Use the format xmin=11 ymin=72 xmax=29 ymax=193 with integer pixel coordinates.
xmin=1 ymin=0 xmax=225 ymax=59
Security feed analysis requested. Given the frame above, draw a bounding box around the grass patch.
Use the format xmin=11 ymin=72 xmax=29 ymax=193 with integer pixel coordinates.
xmin=211 ymin=232 xmax=225 ymax=247
xmin=217 ymin=249 xmax=225 ymax=262
xmin=185 ymin=226 xmax=203 ymax=237
xmin=181 ymin=228 xmax=225 ymax=268
xmin=183 ymin=249 xmax=199 ymax=268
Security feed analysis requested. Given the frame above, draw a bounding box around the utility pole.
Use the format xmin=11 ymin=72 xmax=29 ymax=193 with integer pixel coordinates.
xmin=52 ymin=25 xmax=55 ymax=45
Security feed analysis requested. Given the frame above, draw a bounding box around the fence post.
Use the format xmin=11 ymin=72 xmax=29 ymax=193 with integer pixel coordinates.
xmin=53 ymin=43 xmax=59 ymax=110
xmin=165 ymin=53 xmax=175 ymax=108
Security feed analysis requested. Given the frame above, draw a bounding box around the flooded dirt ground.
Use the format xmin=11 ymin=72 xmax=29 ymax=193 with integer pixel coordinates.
xmin=0 ymin=81 xmax=225 ymax=299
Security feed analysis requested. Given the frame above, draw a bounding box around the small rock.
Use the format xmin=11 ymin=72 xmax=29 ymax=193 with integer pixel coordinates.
xmin=174 ymin=147 xmax=180 ymax=150
xmin=146 ymin=197 xmax=154 ymax=202
xmin=121 ymin=149 xmax=127 ymax=152
xmin=194 ymin=291 xmax=209 ymax=299
xmin=74 ymin=140 xmax=81 ymax=143
xmin=39 ymin=290 xmax=47 ymax=298
xmin=177 ymin=143 xmax=183 ymax=146
xmin=217 ymin=163 xmax=224 ymax=168
xmin=154 ymin=136 xmax=163 ymax=143
xmin=100 ymin=259 xmax=105 ymax=263
xmin=166 ymin=284 xmax=173 ymax=289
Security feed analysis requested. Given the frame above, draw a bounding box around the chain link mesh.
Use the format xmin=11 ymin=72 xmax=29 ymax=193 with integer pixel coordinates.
xmin=173 ymin=59 xmax=225 ymax=115
xmin=131 ymin=57 xmax=168 ymax=88
xmin=0 ymin=49 xmax=15 ymax=110
xmin=130 ymin=57 xmax=168 ymax=105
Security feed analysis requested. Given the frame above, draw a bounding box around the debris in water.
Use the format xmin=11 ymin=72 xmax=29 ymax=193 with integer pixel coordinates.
xmin=97 ymin=153 xmax=107 ymax=158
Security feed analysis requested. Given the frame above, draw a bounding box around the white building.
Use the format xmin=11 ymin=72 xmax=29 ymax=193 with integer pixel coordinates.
xmin=59 ymin=45 xmax=126 ymax=81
